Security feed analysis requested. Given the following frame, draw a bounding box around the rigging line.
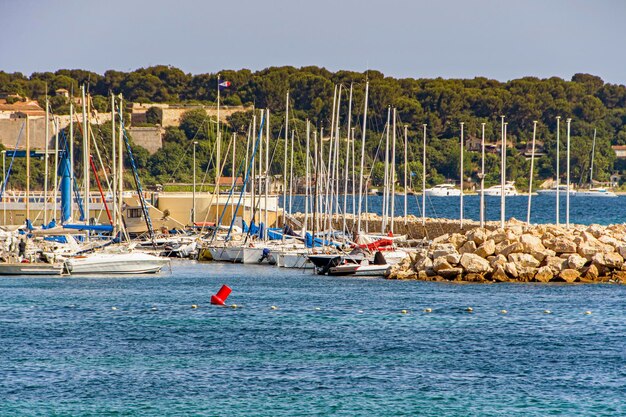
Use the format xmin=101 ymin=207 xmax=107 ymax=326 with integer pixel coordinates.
xmin=197 ymin=132 xmax=235 ymax=234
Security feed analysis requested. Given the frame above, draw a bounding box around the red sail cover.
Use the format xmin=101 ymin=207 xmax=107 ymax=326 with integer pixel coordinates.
xmin=357 ymin=238 xmax=393 ymax=250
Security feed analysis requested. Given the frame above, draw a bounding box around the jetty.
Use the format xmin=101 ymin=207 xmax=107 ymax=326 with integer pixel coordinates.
xmin=386 ymin=217 xmax=626 ymax=284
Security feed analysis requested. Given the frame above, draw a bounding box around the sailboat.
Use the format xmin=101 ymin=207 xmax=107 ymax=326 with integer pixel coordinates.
xmin=575 ymin=129 xmax=617 ymax=198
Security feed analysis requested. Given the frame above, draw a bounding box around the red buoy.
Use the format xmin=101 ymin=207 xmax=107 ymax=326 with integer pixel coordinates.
xmin=210 ymin=285 xmax=232 ymax=306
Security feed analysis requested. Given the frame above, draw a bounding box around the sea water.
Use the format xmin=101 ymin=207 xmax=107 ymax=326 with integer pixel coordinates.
xmin=283 ymin=194 xmax=626 ymax=226
xmin=1 ymin=261 xmax=624 ymax=416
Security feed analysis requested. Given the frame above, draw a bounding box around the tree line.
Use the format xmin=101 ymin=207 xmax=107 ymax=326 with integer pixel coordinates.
xmin=1 ymin=65 xmax=626 ymax=190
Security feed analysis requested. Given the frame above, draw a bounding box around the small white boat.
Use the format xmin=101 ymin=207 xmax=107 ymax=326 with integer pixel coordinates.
xmin=424 ymin=183 xmax=461 ymax=197
xmin=65 ymin=252 xmax=170 ymax=274
xmin=0 ymin=262 xmax=63 ymax=275
xmin=574 ymin=187 xmax=617 ymax=197
xmin=278 ymin=251 xmax=314 ymax=269
xmin=484 ymin=182 xmax=519 ymax=196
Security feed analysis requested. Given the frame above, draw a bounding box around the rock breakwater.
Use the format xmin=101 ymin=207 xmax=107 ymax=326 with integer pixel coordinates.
xmin=388 ymin=219 xmax=626 ymax=284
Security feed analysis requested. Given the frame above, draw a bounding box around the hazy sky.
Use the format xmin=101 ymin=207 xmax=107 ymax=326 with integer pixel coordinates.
xmin=1 ymin=0 xmax=625 ymax=84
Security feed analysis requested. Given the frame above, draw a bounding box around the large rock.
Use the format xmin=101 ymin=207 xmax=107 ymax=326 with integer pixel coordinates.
xmin=545 ymin=237 xmax=577 ymax=254
xmin=499 ymin=242 xmax=524 ymax=257
xmin=488 ymin=254 xmax=507 ymax=268
xmin=554 ymin=268 xmax=581 ymax=283
xmin=534 ymin=266 xmax=554 ymax=283
xmin=517 ymin=266 xmax=537 ymax=282
xmin=507 ymin=253 xmax=541 ymax=268
xmin=467 ymin=228 xmax=487 ymax=245
xmin=392 ymin=269 xmax=417 ymax=280
xmin=444 ymin=253 xmax=461 ymax=265
xmin=491 ymin=265 xmax=509 ymax=282
xmin=617 ymin=245 xmax=626 ymax=259
xmin=504 ymin=262 xmax=519 ymax=278
xmin=433 ymin=257 xmax=453 ymax=272
xmin=475 ymin=239 xmax=496 ymax=258
xmin=582 ymin=264 xmax=599 ymax=280
xmin=490 ymin=229 xmax=509 ymax=244
xmin=432 ymin=244 xmax=458 ymax=259
xmin=437 ymin=267 xmax=463 ymax=279
xmin=578 ymin=241 xmax=608 ymax=259
xmin=603 ymin=252 xmax=624 ymax=270
xmin=460 ymin=253 xmax=492 ymax=274
xmin=544 ymin=256 xmax=567 ymax=274
xmin=414 ymin=256 xmax=433 ymax=271
xmin=459 ymin=240 xmax=477 ymax=254
xmin=567 ymin=253 xmax=588 ymax=270
xmin=449 ymin=233 xmax=466 ymax=250
xmin=520 ymin=234 xmax=545 ymax=253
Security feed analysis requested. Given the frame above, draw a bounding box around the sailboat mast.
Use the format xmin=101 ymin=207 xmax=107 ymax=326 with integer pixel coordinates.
xmin=500 ymin=116 xmax=506 ymax=229
xmin=460 ymin=122 xmax=464 ymax=229
xmin=383 ymin=106 xmax=390 ymax=232
xmin=566 ymin=118 xmax=571 ymax=229
xmin=304 ymin=120 xmax=310 ymax=235
xmin=527 ymin=121 xmax=537 ymax=224
xmin=390 ymin=108 xmax=396 ymax=233
xmin=216 ymin=74 xmax=221 ymax=228
xmin=44 ymin=97 xmax=49 ymax=224
xmin=53 ymin=117 xmax=59 ymax=222
xmin=118 ymin=94 xmax=125 ymax=240
xmin=555 ymin=116 xmax=561 ymax=226
xmin=480 ymin=122 xmax=486 ymax=228
xmin=343 ymin=84 xmax=353 ymax=236
xmin=25 ymin=115 xmax=30 ymax=222
xmin=357 ymin=80 xmax=369 ymax=235
xmin=422 ymin=124 xmax=427 ymax=226
xmin=264 ymin=108 xmax=269 ymax=241
xmin=283 ymin=91 xmax=289 ymax=238
xmin=69 ymin=100 xmax=74 ymax=221
xmin=403 ymin=125 xmax=408 ymax=224
xmin=289 ymin=129 xmax=294 ymax=216
xmin=590 ymin=128 xmax=597 ymax=184
xmin=111 ymin=94 xmax=117 ymax=233
xmin=81 ymin=85 xmax=89 ymax=223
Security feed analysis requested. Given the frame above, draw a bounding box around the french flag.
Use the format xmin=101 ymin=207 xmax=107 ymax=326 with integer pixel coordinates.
xmin=219 ymin=80 xmax=231 ymax=90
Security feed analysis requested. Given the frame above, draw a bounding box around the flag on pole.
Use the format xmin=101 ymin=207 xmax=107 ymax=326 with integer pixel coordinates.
xmin=218 ymin=81 xmax=231 ymax=90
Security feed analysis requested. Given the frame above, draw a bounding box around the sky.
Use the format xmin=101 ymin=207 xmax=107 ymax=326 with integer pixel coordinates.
xmin=1 ymin=0 xmax=625 ymax=85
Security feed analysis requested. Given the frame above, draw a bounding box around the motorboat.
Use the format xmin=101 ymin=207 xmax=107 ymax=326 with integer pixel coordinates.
xmin=327 ymin=252 xmax=391 ymax=277
xmin=424 ymin=183 xmax=461 ymax=197
xmin=64 ymin=251 xmax=170 ymax=274
xmin=537 ymin=185 xmax=577 ymax=196
xmin=484 ymin=182 xmax=519 ymax=196
xmin=277 ymin=250 xmax=314 ymax=269
xmin=574 ymin=187 xmax=617 ymax=197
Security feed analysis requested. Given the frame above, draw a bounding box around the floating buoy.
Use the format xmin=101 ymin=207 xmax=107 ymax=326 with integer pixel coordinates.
xmin=423 ymin=308 xmax=432 ymax=313
xmin=151 ymin=307 xmax=158 ymax=311
xmin=401 ymin=309 xmax=408 ymax=314
xmin=111 ymin=307 xmax=117 ymax=311
xmin=210 ymin=285 xmax=232 ymax=306
xmin=544 ymin=310 xmax=552 ymax=314
xmin=191 ymin=304 xmax=198 ymax=309
xmin=270 ymin=305 xmax=278 ymax=310
xmin=231 ymin=304 xmax=238 ymax=309
xmin=500 ymin=310 xmax=507 ymax=314
xmin=314 ymin=307 xmax=321 ymax=311
xmin=357 ymin=310 xmax=364 ymax=314
xmin=584 ymin=310 xmax=592 ymax=315
xmin=466 ymin=307 xmax=473 ymax=313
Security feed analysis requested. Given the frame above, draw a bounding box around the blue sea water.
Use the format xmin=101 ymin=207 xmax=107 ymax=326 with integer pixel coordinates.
xmin=1 ymin=261 xmax=624 ymax=416
xmin=282 ymin=194 xmax=626 ymax=226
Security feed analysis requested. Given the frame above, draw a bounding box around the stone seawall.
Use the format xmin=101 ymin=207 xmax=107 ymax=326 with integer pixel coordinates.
xmin=291 ymin=212 xmax=500 ymax=240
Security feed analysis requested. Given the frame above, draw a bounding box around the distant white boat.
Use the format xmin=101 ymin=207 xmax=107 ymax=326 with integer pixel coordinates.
xmin=424 ymin=183 xmax=461 ymax=197
xmin=484 ymin=182 xmax=519 ymax=196
xmin=574 ymin=187 xmax=617 ymax=197
xmin=0 ymin=262 xmax=63 ymax=275
xmin=537 ymin=185 xmax=577 ymax=196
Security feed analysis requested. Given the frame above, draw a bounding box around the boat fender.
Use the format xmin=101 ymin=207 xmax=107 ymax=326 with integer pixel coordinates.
xmin=210 ymin=285 xmax=232 ymax=306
